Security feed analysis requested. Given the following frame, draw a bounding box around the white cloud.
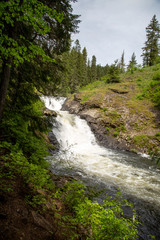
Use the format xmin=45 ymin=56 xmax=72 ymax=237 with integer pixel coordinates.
xmin=72 ymin=0 xmax=160 ymax=66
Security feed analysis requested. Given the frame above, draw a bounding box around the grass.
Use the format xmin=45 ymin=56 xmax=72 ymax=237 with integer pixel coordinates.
xmin=76 ymin=64 xmax=160 ymax=156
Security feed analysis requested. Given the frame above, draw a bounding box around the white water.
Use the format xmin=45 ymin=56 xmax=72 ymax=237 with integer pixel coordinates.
xmin=43 ymin=96 xmax=160 ymax=207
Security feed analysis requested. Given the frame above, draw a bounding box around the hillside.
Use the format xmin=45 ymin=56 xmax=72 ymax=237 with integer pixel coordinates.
xmin=63 ymin=64 xmax=160 ymax=159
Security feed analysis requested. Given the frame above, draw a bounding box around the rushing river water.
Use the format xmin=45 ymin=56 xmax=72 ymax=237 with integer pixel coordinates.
xmin=43 ymin=96 xmax=160 ymax=239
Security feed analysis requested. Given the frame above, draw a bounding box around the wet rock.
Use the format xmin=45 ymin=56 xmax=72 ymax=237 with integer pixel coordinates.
xmin=44 ymin=108 xmax=57 ymax=117
xmin=62 ymin=98 xmax=132 ymax=152
xmin=48 ymin=131 xmax=60 ymax=153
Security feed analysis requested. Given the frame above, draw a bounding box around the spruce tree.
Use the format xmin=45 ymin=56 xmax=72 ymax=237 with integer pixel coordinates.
xmin=127 ymin=52 xmax=137 ymax=72
xmin=119 ymin=51 xmax=125 ymax=73
xmin=91 ymin=55 xmax=97 ymax=81
xmin=142 ymin=15 xmax=160 ymax=66
xmin=81 ymin=47 xmax=88 ymax=86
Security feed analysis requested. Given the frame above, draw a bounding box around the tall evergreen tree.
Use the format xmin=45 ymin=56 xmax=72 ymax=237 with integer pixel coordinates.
xmin=87 ymin=59 xmax=92 ymax=83
xmin=142 ymin=15 xmax=160 ymax=66
xmin=91 ymin=55 xmax=97 ymax=81
xmin=119 ymin=51 xmax=125 ymax=72
xmin=81 ymin=47 xmax=88 ymax=86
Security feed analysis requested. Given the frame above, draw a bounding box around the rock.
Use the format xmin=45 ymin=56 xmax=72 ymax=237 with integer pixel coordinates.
xmin=109 ymin=88 xmax=128 ymax=94
xmin=48 ymin=131 xmax=60 ymax=153
xmin=44 ymin=108 xmax=57 ymax=117
xmin=31 ymin=211 xmax=53 ymax=231
xmin=74 ymin=93 xmax=82 ymax=101
xmin=62 ymin=98 xmax=132 ymax=152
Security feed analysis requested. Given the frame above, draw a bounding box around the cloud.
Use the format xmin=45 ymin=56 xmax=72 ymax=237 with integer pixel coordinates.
xmin=72 ymin=0 xmax=160 ymax=66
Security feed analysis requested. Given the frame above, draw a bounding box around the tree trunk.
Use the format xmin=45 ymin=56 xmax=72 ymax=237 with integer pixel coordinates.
xmin=0 ymin=57 xmax=13 ymax=122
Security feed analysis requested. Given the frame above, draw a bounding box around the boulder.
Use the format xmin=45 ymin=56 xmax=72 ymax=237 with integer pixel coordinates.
xmin=44 ymin=108 xmax=57 ymax=117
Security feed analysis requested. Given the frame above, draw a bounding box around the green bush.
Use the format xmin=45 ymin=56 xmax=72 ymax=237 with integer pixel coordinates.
xmin=57 ymin=181 xmax=139 ymax=240
xmin=2 ymin=143 xmax=53 ymax=190
xmin=104 ymin=63 xmax=120 ymax=83
xmin=155 ymin=132 xmax=160 ymax=137
xmin=152 ymin=72 xmax=160 ymax=81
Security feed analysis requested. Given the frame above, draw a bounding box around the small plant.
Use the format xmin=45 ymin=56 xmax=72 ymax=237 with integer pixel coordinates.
xmin=155 ymin=132 xmax=160 ymax=137
xmin=133 ymin=134 xmax=149 ymax=147
xmin=113 ymin=131 xmax=119 ymax=137
xmin=136 ymin=78 xmax=142 ymax=82
xmin=130 ymin=149 xmax=138 ymax=153
xmin=26 ymin=194 xmax=47 ymax=211
xmin=152 ymin=72 xmax=160 ymax=81
xmin=136 ymin=95 xmax=144 ymax=100
xmin=106 ymin=127 xmax=110 ymax=132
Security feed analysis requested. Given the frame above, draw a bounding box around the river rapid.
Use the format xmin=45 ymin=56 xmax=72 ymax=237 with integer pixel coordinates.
xmin=43 ymin=96 xmax=160 ymax=240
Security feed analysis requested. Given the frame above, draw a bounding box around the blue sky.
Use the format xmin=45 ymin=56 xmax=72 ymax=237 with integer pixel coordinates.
xmin=71 ymin=0 xmax=160 ymax=66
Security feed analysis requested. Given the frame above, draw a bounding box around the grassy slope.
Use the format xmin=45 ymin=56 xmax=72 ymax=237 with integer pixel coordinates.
xmin=75 ymin=64 xmax=160 ymax=156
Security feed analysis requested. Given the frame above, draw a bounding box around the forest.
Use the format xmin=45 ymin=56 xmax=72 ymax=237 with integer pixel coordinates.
xmin=0 ymin=0 xmax=160 ymax=239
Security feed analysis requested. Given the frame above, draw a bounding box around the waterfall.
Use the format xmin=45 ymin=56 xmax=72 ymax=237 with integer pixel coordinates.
xmin=42 ymin=96 xmax=160 ymax=208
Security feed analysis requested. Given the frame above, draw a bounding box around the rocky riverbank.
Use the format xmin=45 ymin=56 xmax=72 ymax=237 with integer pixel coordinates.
xmin=62 ymin=90 xmax=160 ymax=157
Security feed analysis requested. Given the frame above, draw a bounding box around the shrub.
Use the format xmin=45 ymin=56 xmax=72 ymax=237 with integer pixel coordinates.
xmin=57 ymin=180 xmax=139 ymax=240
xmin=113 ymin=131 xmax=119 ymax=137
xmin=153 ymin=72 xmax=160 ymax=81
xmin=155 ymin=132 xmax=160 ymax=137
xmin=105 ymin=63 xmax=120 ymax=83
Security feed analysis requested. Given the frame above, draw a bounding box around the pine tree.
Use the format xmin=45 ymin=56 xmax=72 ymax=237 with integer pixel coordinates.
xmin=127 ymin=52 xmax=137 ymax=72
xmin=81 ymin=47 xmax=88 ymax=86
xmin=91 ymin=55 xmax=97 ymax=81
xmin=119 ymin=51 xmax=125 ymax=72
xmin=142 ymin=15 xmax=160 ymax=66
xmin=87 ymin=59 xmax=92 ymax=83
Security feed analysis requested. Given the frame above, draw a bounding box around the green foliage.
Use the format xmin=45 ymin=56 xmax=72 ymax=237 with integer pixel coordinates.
xmin=2 ymin=142 xmax=53 ymax=190
xmin=26 ymin=194 xmax=47 ymax=211
xmin=133 ymin=135 xmax=149 ymax=148
xmin=81 ymin=92 xmax=96 ymax=103
xmin=59 ymin=40 xmax=108 ymax=95
xmin=106 ymin=127 xmax=111 ymax=132
xmin=1 ymin=97 xmax=50 ymax=166
xmin=0 ymin=0 xmax=62 ymax=65
xmin=62 ymin=181 xmax=86 ymax=209
xmin=113 ymin=131 xmax=119 ymax=137
xmin=133 ymin=64 xmax=160 ymax=108
xmin=104 ymin=62 xmax=120 ymax=83
xmin=142 ymin=15 xmax=160 ymax=67
xmin=127 ymin=52 xmax=137 ymax=73
xmin=152 ymin=72 xmax=160 ymax=81
xmin=56 ymin=180 xmax=139 ymax=240
xmin=148 ymin=81 xmax=160 ymax=108
xmin=155 ymin=132 xmax=160 ymax=137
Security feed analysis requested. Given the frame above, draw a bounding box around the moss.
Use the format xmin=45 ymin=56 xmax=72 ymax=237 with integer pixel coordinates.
xmin=155 ymin=132 xmax=160 ymax=137
xmin=130 ymin=149 xmax=138 ymax=153
xmin=133 ymin=135 xmax=149 ymax=146
xmin=113 ymin=131 xmax=119 ymax=137
xmin=81 ymin=91 xmax=96 ymax=103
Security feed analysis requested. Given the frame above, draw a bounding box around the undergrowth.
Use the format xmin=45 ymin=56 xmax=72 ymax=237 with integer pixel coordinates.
xmin=55 ymin=180 xmax=139 ymax=240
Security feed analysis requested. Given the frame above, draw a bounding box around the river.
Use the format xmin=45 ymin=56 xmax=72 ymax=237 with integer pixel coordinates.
xmin=43 ymin=96 xmax=160 ymax=240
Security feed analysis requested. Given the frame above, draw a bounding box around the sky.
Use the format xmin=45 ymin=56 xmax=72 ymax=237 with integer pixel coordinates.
xmin=71 ymin=0 xmax=160 ymax=66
